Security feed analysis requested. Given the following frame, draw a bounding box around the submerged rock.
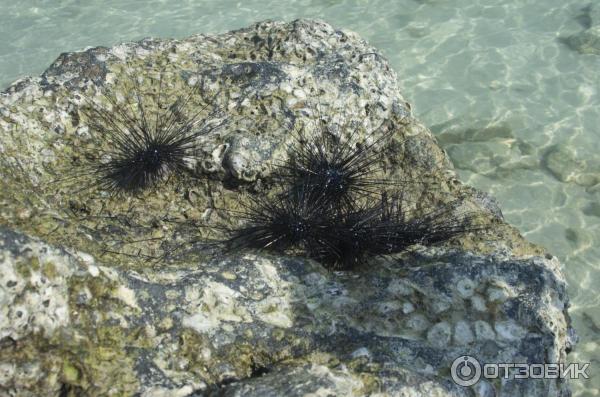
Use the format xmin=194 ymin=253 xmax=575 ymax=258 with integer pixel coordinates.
xmin=561 ymin=5 xmax=600 ymax=55
xmin=0 ymin=19 xmax=574 ymax=396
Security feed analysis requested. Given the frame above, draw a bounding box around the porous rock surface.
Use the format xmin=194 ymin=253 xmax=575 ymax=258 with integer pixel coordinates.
xmin=0 ymin=19 xmax=574 ymax=396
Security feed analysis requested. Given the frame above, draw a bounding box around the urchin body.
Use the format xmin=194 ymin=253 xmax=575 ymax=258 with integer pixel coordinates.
xmin=227 ymin=185 xmax=330 ymax=253
xmin=103 ymin=133 xmax=189 ymax=192
xmin=280 ymin=130 xmax=389 ymax=208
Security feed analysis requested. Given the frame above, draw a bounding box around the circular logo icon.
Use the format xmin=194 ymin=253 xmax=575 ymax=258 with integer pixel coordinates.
xmin=451 ymin=355 xmax=482 ymax=387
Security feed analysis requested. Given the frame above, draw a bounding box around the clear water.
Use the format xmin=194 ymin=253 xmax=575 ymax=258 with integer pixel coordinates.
xmin=0 ymin=0 xmax=598 ymax=394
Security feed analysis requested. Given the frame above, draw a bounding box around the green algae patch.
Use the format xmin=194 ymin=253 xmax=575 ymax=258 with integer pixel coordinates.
xmin=42 ymin=261 xmax=58 ymax=279
xmin=61 ymin=361 xmax=80 ymax=384
xmin=177 ymin=328 xmax=215 ymax=382
xmin=1 ymin=328 xmax=139 ymax=396
xmin=14 ymin=258 xmax=33 ymax=278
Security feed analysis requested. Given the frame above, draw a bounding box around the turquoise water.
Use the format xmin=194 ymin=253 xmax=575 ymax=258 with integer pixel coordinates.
xmin=1 ymin=0 xmax=598 ymax=395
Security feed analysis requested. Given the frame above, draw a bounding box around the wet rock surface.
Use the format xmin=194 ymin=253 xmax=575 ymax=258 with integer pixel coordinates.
xmin=0 ymin=19 xmax=574 ymax=396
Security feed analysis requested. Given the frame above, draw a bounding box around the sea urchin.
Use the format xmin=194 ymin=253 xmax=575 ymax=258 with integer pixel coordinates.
xmin=72 ymin=72 xmax=223 ymax=195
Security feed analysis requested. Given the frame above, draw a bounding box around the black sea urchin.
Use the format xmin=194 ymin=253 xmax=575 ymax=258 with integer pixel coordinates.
xmin=309 ymin=200 xmax=386 ymax=269
xmin=71 ymin=73 xmax=223 ymax=195
xmin=224 ymin=188 xmax=483 ymax=270
xmin=277 ymin=123 xmax=394 ymax=210
xmin=220 ymin=102 xmax=486 ymax=269
xmin=225 ymin=183 xmax=332 ymax=254
xmin=311 ymin=193 xmax=484 ymax=270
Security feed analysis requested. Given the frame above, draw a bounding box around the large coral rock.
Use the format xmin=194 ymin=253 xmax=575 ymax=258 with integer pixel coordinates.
xmin=0 ymin=19 xmax=574 ymax=396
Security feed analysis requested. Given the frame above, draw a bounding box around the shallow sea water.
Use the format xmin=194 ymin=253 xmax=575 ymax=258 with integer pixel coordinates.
xmin=0 ymin=0 xmax=598 ymax=395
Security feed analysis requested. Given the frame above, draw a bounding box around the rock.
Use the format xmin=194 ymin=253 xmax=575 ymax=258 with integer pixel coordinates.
xmin=453 ymin=321 xmax=475 ymax=346
xmin=561 ymin=27 xmax=600 ymax=55
xmin=561 ymin=5 xmax=600 ymax=55
xmin=0 ymin=227 xmax=572 ymax=396
xmin=541 ymin=145 xmax=583 ymax=183
xmin=0 ymin=19 xmax=573 ymax=396
xmin=474 ymin=320 xmax=496 ymax=341
xmin=427 ymin=322 xmax=452 ymax=347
